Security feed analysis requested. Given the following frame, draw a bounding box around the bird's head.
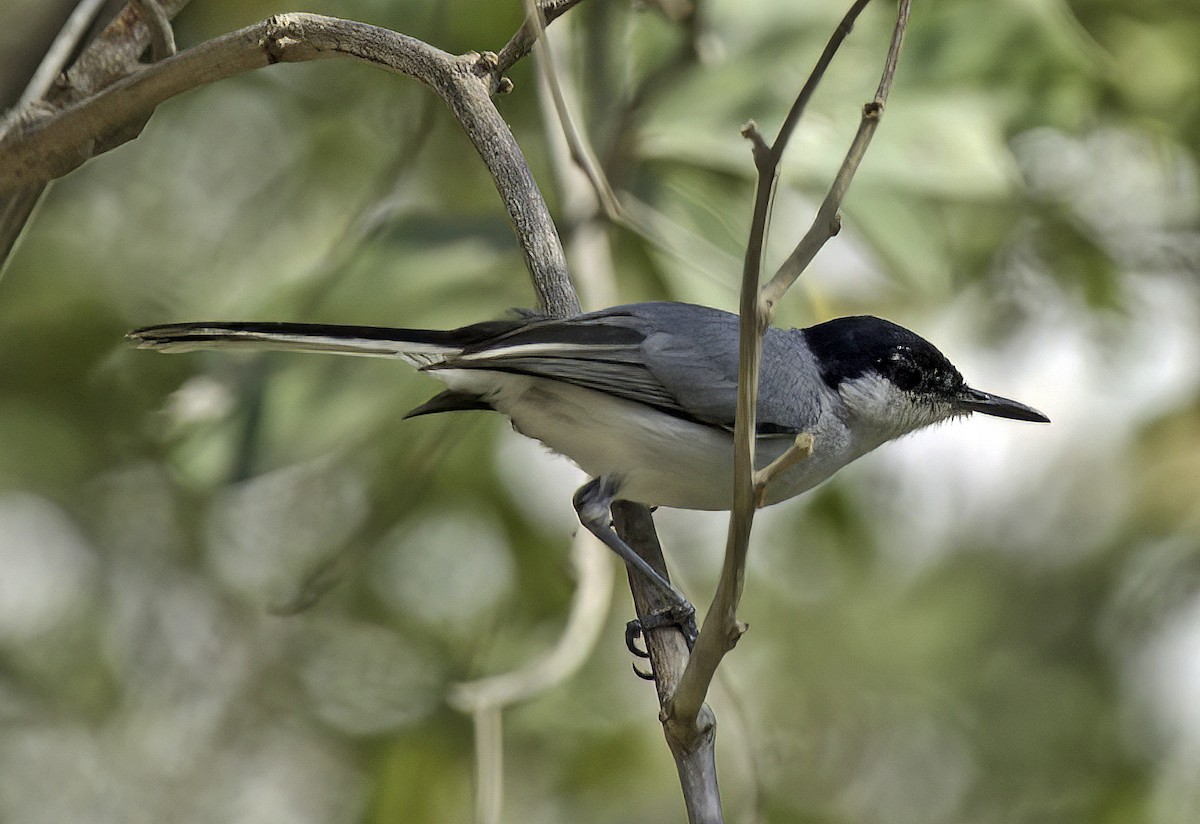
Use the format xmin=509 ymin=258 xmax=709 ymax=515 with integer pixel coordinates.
xmin=803 ymin=316 xmax=1049 ymax=441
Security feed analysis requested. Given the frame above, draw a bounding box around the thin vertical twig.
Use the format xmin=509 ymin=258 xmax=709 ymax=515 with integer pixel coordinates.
xmin=472 ymin=706 xmax=504 ymax=824
xmin=671 ymin=0 xmax=912 ymax=726
xmin=532 ymin=14 xmax=721 ymax=818
xmin=13 ymin=0 xmax=110 ymax=112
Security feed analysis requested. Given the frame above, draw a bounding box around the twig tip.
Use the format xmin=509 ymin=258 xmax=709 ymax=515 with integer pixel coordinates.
xmin=740 ymin=120 xmax=771 ymax=164
xmin=729 ymin=621 xmax=749 ymax=646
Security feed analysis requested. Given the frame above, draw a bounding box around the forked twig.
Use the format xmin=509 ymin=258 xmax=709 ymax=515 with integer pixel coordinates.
xmin=753 ymin=433 xmax=815 ymax=508
xmin=760 ymin=2 xmax=908 ymax=313
xmin=670 ymin=0 xmax=912 ymax=727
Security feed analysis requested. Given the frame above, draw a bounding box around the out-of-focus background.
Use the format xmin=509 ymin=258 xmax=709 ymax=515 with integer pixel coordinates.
xmin=2 ymin=0 xmax=1199 ymax=822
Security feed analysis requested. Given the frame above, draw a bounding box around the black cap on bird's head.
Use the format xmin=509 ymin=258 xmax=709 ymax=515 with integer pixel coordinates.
xmin=803 ymin=316 xmax=1050 ymax=430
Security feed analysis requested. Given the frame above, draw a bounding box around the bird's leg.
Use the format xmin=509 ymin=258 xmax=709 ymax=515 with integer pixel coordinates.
xmin=573 ymin=477 xmax=697 ymax=647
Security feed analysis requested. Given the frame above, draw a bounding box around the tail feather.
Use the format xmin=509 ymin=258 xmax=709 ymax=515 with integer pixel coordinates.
xmin=127 ymin=321 xmax=466 ymax=366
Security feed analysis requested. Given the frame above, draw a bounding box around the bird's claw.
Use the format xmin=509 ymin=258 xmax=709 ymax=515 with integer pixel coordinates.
xmin=625 ymin=601 xmax=698 ymax=666
xmin=625 ymin=620 xmax=651 ymax=658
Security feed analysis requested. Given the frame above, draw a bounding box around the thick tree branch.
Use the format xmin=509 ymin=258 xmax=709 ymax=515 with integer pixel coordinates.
xmin=12 ymin=0 xmax=110 ymax=112
xmin=612 ymin=504 xmax=721 ymax=823
xmin=0 ymin=12 xmax=579 ymax=316
xmin=671 ymin=0 xmax=911 ymax=727
xmin=0 ymin=0 xmax=194 ymax=278
xmin=534 ymin=21 xmax=720 ymax=815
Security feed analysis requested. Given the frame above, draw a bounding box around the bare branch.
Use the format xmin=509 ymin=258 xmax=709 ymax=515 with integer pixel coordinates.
xmin=612 ymin=503 xmax=722 ymax=824
xmin=522 ymin=0 xmax=738 ymax=302
xmin=448 ymin=530 xmax=612 ymax=709
xmin=495 ymin=0 xmax=588 ymax=74
xmin=13 ymin=0 xmax=110 ymax=112
xmin=128 ymin=0 xmax=177 ymax=62
xmin=0 ymin=0 xmax=194 ymax=276
xmin=762 ymin=1 xmax=910 ymax=313
xmin=669 ymin=121 xmax=774 ymax=722
xmin=470 ymin=706 xmax=503 ymax=824
xmin=0 ymin=13 xmax=579 ymax=316
xmin=770 ymin=0 xmax=872 ymax=165
xmin=0 ymin=17 xmax=445 ymax=188
xmin=522 ymin=0 xmax=623 ymax=221
xmin=671 ymin=0 xmax=911 ymax=727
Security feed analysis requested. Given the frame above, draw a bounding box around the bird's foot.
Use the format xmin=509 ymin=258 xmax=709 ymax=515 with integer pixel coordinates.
xmin=625 ymin=600 xmax=698 ymax=659
xmin=625 ymin=619 xmax=652 ymax=659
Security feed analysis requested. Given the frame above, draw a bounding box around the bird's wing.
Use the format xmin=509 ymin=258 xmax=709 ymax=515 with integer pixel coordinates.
xmin=636 ymin=307 xmax=816 ymax=434
xmin=434 ymin=311 xmax=696 ymax=422
xmin=434 ymin=303 xmax=807 ymax=434
xmin=132 ymin=305 xmax=815 ymax=434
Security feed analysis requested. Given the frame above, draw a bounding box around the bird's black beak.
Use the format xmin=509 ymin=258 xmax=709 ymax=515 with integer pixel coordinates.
xmin=957 ymin=387 xmax=1050 ymax=423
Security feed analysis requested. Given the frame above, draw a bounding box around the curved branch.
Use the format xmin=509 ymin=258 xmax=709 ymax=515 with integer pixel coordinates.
xmin=128 ymin=0 xmax=178 ymax=62
xmin=447 ymin=530 xmax=613 ymax=710
xmin=0 ymin=12 xmax=578 ymax=316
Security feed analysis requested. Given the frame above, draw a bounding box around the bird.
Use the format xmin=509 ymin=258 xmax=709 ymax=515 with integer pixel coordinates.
xmin=129 ymin=301 xmax=1049 ymax=640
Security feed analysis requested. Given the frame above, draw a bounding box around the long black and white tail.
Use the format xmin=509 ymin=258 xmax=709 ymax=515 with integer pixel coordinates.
xmin=128 ymin=321 xmax=472 ymax=368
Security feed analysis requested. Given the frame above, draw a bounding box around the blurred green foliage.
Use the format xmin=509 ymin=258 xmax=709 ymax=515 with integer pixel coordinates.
xmin=2 ymin=1 xmax=1200 ymax=822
